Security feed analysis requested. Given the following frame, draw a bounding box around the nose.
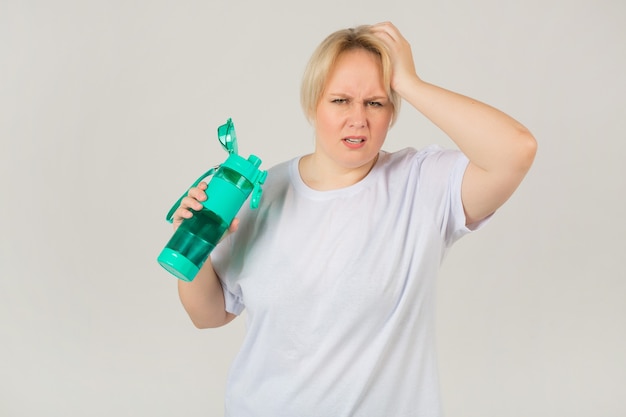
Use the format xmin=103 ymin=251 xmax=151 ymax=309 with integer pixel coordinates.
xmin=348 ymin=104 xmax=366 ymax=128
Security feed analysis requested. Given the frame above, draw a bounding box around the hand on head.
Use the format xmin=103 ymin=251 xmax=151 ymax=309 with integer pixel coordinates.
xmin=371 ymin=21 xmax=421 ymax=93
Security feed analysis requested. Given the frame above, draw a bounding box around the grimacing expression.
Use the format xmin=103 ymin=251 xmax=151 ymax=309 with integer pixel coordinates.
xmin=314 ymin=49 xmax=393 ymax=170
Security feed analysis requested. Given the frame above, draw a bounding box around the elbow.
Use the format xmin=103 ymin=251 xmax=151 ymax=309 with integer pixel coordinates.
xmin=190 ymin=316 xmax=221 ymax=329
xmin=189 ymin=311 xmax=235 ymax=329
xmin=523 ymin=129 xmax=538 ymax=161
xmin=514 ymin=128 xmax=538 ymax=173
xmin=191 ymin=318 xmax=216 ymax=329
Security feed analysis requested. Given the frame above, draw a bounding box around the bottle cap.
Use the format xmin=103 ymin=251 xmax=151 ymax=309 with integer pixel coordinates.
xmin=217 ymin=118 xmax=238 ymax=155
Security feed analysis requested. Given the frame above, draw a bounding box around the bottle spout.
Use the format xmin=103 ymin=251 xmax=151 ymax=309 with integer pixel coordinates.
xmin=248 ymin=154 xmax=261 ymax=168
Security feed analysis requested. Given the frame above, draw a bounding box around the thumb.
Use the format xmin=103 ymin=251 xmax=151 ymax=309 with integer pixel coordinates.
xmin=227 ymin=218 xmax=240 ymax=234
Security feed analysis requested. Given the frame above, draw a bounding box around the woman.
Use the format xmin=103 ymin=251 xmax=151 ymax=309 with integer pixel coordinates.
xmin=173 ymin=21 xmax=536 ymax=416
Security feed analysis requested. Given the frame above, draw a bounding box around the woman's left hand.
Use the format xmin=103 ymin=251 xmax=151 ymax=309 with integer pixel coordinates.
xmin=371 ymin=21 xmax=421 ymax=93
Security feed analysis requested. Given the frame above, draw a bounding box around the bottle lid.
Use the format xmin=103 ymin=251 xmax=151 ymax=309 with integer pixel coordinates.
xmin=217 ymin=118 xmax=238 ymax=155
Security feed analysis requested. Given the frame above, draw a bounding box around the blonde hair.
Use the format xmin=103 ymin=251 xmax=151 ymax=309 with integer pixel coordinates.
xmin=300 ymin=25 xmax=400 ymax=126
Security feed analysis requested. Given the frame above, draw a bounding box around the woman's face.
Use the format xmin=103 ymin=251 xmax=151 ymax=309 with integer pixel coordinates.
xmin=314 ymin=48 xmax=393 ymax=171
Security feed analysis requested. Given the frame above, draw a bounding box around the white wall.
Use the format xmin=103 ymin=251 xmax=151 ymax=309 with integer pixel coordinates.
xmin=1 ymin=1 xmax=624 ymax=416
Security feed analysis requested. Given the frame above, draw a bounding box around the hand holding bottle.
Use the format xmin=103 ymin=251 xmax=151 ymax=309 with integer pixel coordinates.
xmin=171 ymin=181 xmax=240 ymax=235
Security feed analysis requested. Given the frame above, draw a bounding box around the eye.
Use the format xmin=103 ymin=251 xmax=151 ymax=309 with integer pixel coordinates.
xmin=367 ymin=101 xmax=383 ymax=107
xmin=332 ymin=98 xmax=348 ymax=104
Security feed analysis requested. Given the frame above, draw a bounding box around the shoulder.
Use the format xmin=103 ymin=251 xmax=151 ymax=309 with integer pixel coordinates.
xmin=379 ymin=146 xmax=466 ymax=174
xmin=376 ymin=146 xmax=468 ymax=202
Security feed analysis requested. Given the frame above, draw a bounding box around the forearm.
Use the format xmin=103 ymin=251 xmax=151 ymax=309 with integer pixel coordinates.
xmin=177 ymin=258 xmax=235 ymax=329
xmin=397 ymin=77 xmax=536 ymax=173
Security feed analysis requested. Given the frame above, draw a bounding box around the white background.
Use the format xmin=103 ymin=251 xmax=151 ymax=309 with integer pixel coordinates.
xmin=1 ymin=0 xmax=625 ymax=416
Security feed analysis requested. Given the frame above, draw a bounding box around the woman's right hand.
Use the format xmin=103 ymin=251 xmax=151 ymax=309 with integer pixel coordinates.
xmin=171 ymin=181 xmax=208 ymax=231
xmin=171 ymin=181 xmax=240 ymax=235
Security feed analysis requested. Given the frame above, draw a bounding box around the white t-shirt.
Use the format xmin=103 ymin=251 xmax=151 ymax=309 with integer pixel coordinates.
xmin=211 ymin=146 xmax=485 ymax=417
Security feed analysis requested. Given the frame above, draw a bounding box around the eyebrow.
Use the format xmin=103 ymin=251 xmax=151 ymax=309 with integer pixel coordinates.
xmin=327 ymin=92 xmax=389 ymax=101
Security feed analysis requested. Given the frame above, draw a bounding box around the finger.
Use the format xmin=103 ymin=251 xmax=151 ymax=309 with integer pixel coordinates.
xmin=171 ymin=207 xmax=194 ymax=231
xmin=180 ymin=195 xmax=204 ymax=211
xmin=174 ymin=207 xmax=194 ymax=220
xmin=187 ymin=187 xmax=208 ymax=202
xmin=371 ymin=22 xmax=398 ymax=40
xmin=372 ymin=21 xmax=394 ymax=30
xmin=228 ymin=218 xmax=240 ymax=233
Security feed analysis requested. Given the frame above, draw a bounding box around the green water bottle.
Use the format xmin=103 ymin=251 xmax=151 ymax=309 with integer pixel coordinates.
xmin=157 ymin=118 xmax=266 ymax=282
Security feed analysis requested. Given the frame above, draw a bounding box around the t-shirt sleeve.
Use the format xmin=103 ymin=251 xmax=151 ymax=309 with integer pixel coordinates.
xmin=417 ymin=146 xmax=492 ymax=247
xmin=211 ymin=235 xmax=246 ymax=315
xmin=446 ymin=152 xmax=492 ymax=245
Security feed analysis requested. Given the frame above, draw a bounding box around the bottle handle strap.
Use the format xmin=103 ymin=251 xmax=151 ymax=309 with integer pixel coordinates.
xmin=165 ymin=165 xmax=219 ymax=223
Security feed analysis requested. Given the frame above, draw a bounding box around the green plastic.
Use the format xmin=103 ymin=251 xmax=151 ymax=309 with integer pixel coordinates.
xmin=157 ymin=118 xmax=266 ymax=282
xmin=158 ymin=248 xmax=199 ymax=282
xmin=218 ymin=118 xmax=238 ymax=155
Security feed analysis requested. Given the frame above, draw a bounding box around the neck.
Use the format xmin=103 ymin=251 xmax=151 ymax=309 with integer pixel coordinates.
xmin=298 ymin=153 xmax=379 ymax=191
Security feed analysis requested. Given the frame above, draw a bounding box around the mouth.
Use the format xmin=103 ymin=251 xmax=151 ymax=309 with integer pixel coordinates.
xmin=343 ymin=137 xmax=366 ymax=144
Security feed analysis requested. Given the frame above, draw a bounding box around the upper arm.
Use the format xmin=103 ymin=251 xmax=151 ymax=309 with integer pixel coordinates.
xmin=461 ymin=136 xmax=537 ymax=225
